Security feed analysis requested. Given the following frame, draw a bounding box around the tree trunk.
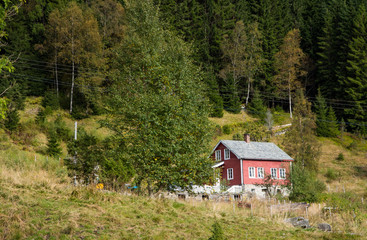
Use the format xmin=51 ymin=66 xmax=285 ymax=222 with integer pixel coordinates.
xmin=70 ymin=17 xmax=75 ymax=114
xmin=54 ymin=48 xmax=59 ymax=98
xmin=246 ymin=78 xmax=251 ymax=106
xmin=288 ymin=74 xmax=292 ymax=118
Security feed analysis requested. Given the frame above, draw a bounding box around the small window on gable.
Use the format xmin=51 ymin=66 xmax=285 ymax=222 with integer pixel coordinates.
xmin=279 ymin=168 xmax=286 ymax=179
xmin=271 ymin=168 xmax=277 ymax=179
xmin=227 ymin=168 xmax=233 ymax=180
xmin=215 ymin=150 xmax=221 ymax=161
xmin=249 ymin=167 xmax=255 ymax=178
xmin=257 ymin=167 xmax=264 ymax=178
xmin=224 ymin=149 xmax=230 ymax=160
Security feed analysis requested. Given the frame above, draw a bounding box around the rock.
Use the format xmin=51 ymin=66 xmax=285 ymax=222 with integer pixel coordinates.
xmin=318 ymin=223 xmax=332 ymax=232
xmin=285 ymin=217 xmax=311 ymax=229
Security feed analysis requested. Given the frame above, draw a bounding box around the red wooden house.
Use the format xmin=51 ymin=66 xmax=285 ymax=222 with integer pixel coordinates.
xmin=211 ymin=134 xmax=293 ymax=197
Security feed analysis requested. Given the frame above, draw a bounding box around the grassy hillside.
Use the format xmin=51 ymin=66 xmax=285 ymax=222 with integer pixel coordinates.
xmin=0 ymin=147 xmax=360 ymax=239
xmin=0 ymin=99 xmax=366 ymax=239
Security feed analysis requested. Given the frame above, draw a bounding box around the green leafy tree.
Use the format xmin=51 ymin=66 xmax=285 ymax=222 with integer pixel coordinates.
xmin=274 ymin=29 xmax=306 ymax=119
xmin=289 ymin=162 xmax=325 ymax=202
xmin=47 ymin=1 xmax=104 ymax=114
xmin=104 ymin=0 xmax=214 ymax=195
xmin=283 ymin=90 xmax=320 ymax=173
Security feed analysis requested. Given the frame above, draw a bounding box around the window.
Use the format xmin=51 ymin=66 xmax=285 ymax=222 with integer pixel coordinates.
xmin=271 ymin=168 xmax=277 ymax=179
xmin=249 ymin=167 xmax=255 ymax=178
xmin=224 ymin=149 xmax=230 ymax=160
xmin=227 ymin=168 xmax=233 ymax=180
xmin=279 ymin=168 xmax=286 ymax=179
xmin=215 ymin=150 xmax=221 ymax=161
xmin=257 ymin=167 xmax=264 ymax=178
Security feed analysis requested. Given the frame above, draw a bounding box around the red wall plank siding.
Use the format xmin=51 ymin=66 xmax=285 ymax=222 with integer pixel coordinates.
xmin=212 ymin=142 xmax=292 ymax=186
xmin=212 ymin=143 xmax=241 ymax=185
xmin=242 ymin=160 xmax=291 ymax=185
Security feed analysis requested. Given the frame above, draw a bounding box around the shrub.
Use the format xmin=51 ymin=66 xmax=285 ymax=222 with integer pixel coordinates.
xmin=325 ymin=168 xmax=338 ymax=182
xmin=46 ymin=132 xmax=62 ymax=157
xmin=232 ymin=133 xmax=242 ymax=140
xmin=289 ymin=163 xmax=326 ymax=202
xmin=336 ymin=153 xmax=345 ymax=161
xmin=208 ymin=221 xmax=225 ymax=240
xmin=222 ymin=125 xmax=231 ymax=135
xmin=4 ymin=109 xmax=19 ymax=132
xmin=42 ymin=90 xmax=59 ymax=110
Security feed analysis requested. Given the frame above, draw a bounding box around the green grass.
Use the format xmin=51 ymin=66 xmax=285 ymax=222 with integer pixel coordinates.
xmin=1 ymin=98 xmax=367 ymax=239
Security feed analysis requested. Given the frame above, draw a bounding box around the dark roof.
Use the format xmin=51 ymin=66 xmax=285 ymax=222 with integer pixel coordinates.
xmin=215 ymin=140 xmax=294 ymax=161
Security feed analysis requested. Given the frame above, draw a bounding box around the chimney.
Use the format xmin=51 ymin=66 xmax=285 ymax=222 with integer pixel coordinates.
xmin=244 ymin=134 xmax=250 ymax=143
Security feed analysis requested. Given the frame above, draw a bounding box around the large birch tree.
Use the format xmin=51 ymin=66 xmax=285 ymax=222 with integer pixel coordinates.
xmin=274 ymin=29 xmax=306 ymax=118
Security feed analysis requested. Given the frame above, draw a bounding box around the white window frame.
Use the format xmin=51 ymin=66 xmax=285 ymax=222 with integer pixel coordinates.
xmin=271 ymin=168 xmax=277 ymax=179
xmin=257 ymin=167 xmax=264 ymax=179
xmin=227 ymin=168 xmax=233 ymax=180
xmin=224 ymin=149 xmax=230 ymax=160
xmin=215 ymin=150 xmax=221 ymax=161
xmin=249 ymin=167 xmax=255 ymax=178
xmin=279 ymin=168 xmax=286 ymax=179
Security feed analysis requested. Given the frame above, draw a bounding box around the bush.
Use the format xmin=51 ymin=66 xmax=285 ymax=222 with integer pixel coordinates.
xmin=222 ymin=125 xmax=231 ymax=135
xmin=325 ymin=168 xmax=338 ymax=182
xmin=4 ymin=109 xmax=19 ymax=132
xmin=232 ymin=133 xmax=242 ymax=140
xmin=289 ymin=163 xmax=326 ymax=202
xmin=336 ymin=153 xmax=345 ymax=161
xmin=208 ymin=221 xmax=225 ymax=240
xmin=46 ymin=132 xmax=62 ymax=157
xmin=53 ymin=115 xmax=72 ymax=142
xmin=42 ymin=90 xmax=59 ymax=110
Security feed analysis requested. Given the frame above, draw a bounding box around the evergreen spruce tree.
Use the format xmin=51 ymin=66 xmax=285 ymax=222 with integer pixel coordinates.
xmin=47 ymin=132 xmax=62 ymax=157
xmin=247 ymin=89 xmax=266 ymax=120
xmin=4 ymin=108 xmax=19 ymax=132
xmin=315 ymin=89 xmax=329 ymax=137
xmin=345 ymin=4 xmax=367 ymax=134
xmin=327 ymin=106 xmax=340 ymax=137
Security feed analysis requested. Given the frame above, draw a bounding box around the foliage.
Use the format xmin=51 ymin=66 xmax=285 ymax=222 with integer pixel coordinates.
xmin=52 ymin=115 xmax=71 ymax=142
xmin=283 ymin=90 xmax=320 ymax=173
xmin=46 ymin=131 xmax=62 ymax=157
xmin=104 ymin=0 xmax=214 ymax=195
xmin=325 ymin=168 xmax=338 ymax=182
xmin=232 ymin=133 xmax=242 ymax=141
xmin=222 ymin=125 xmax=231 ymax=135
xmin=0 ymin=98 xmax=7 ymax=120
xmin=247 ymin=89 xmax=266 ymax=120
xmin=289 ymin=163 xmax=326 ymax=203
xmin=98 ymin=137 xmax=134 ymax=190
xmin=42 ymin=90 xmax=59 ymax=110
xmin=4 ymin=108 xmax=19 ymax=132
xmin=208 ymin=220 xmax=225 ymax=240
xmin=336 ymin=153 xmax=345 ymax=161
xmin=274 ymin=29 xmax=306 ymax=118
xmin=243 ymin=121 xmax=267 ymax=141
xmin=255 ymin=173 xmax=283 ymax=198
xmin=65 ymin=129 xmax=101 ymax=185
